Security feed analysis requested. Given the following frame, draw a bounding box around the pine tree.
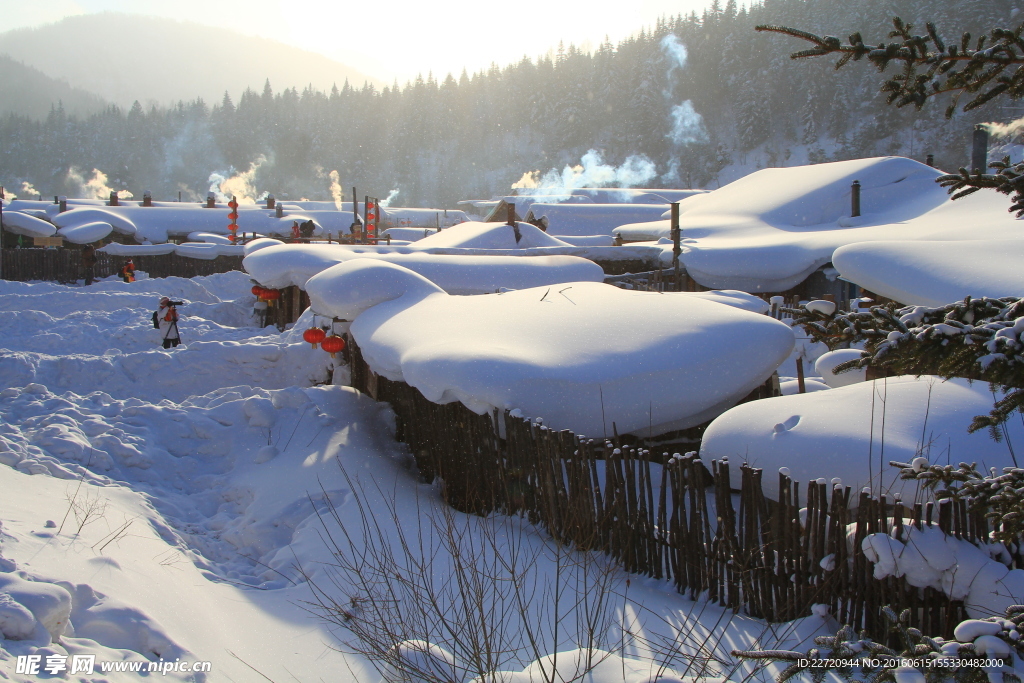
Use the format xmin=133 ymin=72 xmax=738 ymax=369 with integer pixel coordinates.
xmin=757 ymin=17 xmax=1024 ymax=210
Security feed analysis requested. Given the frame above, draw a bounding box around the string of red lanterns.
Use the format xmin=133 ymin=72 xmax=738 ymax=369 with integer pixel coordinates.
xmin=250 ymin=285 xmax=280 ymax=302
xmin=227 ymin=197 xmax=239 ymax=243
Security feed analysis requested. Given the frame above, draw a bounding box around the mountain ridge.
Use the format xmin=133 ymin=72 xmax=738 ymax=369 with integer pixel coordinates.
xmin=0 ymin=54 xmax=108 ymax=119
xmin=0 ymin=13 xmax=382 ymax=111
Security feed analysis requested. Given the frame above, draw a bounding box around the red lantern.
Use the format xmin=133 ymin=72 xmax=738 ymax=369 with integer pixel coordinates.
xmin=303 ymin=327 xmax=327 ymax=348
xmin=251 ymin=285 xmax=262 ymax=296
xmin=321 ymin=335 xmax=346 ymax=356
xmin=263 ymin=289 xmax=280 ymax=301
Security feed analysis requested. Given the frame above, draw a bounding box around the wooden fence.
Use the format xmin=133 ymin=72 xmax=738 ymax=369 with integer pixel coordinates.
xmin=0 ymin=248 xmax=243 ymax=283
xmin=348 ymin=338 xmax=1018 ymax=642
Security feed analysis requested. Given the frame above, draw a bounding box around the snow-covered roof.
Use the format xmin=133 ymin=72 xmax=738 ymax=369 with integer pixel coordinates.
xmin=413 ymin=222 xmax=571 ymax=250
xmin=613 ymin=157 xmax=1024 ymax=293
xmin=701 ymin=375 xmax=1023 ymax=500
xmin=833 ymin=239 xmax=1024 ymax=305
xmin=57 ymin=220 xmax=113 ymax=244
xmin=243 ymin=243 xmax=605 ymax=293
xmin=99 ymin=242 xmax=244 ymax=258
xmin=526 ymin=203 xmax=670 ymax=236
xmin=306 ymin=259 xmax=794 ymax=436
xmin=1 ymin=209 xmax=57 ymax=238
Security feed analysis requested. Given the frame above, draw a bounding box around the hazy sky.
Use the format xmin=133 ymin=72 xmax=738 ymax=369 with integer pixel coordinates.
xmin=2 ymin=0 xmax=715 ymax=83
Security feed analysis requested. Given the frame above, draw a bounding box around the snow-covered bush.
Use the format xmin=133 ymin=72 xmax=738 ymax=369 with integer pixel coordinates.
xmin=788 ymin=297 xmax=1024 ymax=434
xmin=734 ymin=606 xmax=1024 ymax=683
xmin=306 ymin=467 xmax=635 ymax=683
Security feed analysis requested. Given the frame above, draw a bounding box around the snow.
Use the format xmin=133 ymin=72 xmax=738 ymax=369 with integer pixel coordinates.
xmin=53 ymin=207 xmax=138 ymax=236
xmin=814 ymin=349 xmax=868 ymax=388
xmin=382 ymin=227 xmax=439 ymax=242
xmin=526 ymin=203 xmax=671 ymax=236
xmin=860 ymin=525 xmax=1024 ymax=619
xmin=0 ymin=268 xmax=835 ymax=682
xmin=243 ymin=243 xmax=606 ymax=293
xmin=833 ymin=239 xmax=1024 ymax=306
xmin=413 ymin=221 xmax=572 ymax=249
xmin=700 ymin=375 xmax=1024 ymax=501
xmin=307 ymin=259 xmax=795 ymax=436
xmin=57 ymin=221 xmax=113 ymax=244
xmin=613 ymin=157 xmax=1024 ymax=294
xmin=1 ymin=210 xmax=57 ymax=238
xmin=187 ymin=231 xmax=235 ymax=245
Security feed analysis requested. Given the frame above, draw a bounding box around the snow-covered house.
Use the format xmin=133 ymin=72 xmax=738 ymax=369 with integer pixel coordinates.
xmin=303 ymin=258 xmax=793 ymax=439
xmin=613 ymin=157 xmax=1024 ymax=302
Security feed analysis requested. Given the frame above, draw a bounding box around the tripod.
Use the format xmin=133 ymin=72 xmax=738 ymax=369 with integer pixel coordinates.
xmin=162 ymin=314 xmax=181 ymax=349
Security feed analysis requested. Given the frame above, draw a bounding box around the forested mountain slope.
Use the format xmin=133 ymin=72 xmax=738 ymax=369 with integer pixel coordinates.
xmin=0 ymin=0 xmax=1016 ymax=207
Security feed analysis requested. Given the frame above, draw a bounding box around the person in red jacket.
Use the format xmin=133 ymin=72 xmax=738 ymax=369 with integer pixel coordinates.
xmin=119 ymin=259 xmax=135 ymax=283
xmin=157 ymin=297 xmax=181 ymax=348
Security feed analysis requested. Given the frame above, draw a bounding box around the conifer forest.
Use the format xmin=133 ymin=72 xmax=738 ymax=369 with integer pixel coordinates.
xmin=0 ymin=0 xmax=1016 ymax=207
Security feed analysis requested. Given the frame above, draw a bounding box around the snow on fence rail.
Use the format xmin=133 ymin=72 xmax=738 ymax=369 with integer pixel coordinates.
xmin=348 ymin=337 xmax=1018 ymax=643
xmin=0 ymin=248 xmax=244 ymax=282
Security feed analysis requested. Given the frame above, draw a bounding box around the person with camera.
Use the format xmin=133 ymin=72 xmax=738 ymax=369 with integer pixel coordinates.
xmin=155 ymin=297 xmax=182 ymax=349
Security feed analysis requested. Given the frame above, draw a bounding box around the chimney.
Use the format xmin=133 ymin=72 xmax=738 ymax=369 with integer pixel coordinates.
xmin=926 ymin=153 xmax=934 ymax=167
xmin=275 ymin=202 xmax=284 ymax=218
xmin=972 ymin=124 xmax=990 ymax=173
xmin=851 ymin=180 xmax=861 ymax=218
xmin=109 ymin=191 xmax=119 ymax=207
xmin=266 ymin=194 xmax=276 ymax=209
xmin=206 ymin=192 xmax=216 ymax=208
xmin=142 ymin=190 xmax=153 ymax=207
xmin=59 ymin=196 xmax=67 ymax=213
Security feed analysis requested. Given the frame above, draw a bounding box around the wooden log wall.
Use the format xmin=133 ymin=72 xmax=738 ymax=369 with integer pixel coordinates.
xmin=350 ymin=337 xmax=1013 ymax=642
xmin=1 ymin=248 xmax=243 ymax=283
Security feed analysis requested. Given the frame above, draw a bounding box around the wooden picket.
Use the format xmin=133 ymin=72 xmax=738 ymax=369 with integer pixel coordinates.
xmin=350 ymin=337 xmax=1010 ymax=642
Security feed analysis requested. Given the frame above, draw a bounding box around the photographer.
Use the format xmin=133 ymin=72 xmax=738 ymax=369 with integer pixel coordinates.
xmin=155 ymin=297 xmax=183 ymax=349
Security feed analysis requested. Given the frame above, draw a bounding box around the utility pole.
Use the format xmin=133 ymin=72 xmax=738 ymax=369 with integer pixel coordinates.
xmin=0 ymin=186 xmax=5 ymax=281
xmin=670 ymin=201 xmax=681 ymax=279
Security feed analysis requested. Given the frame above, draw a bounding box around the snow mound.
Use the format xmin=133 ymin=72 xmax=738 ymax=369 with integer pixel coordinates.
xmin=833 ymin=239 xmax=1024 ymax=306
xmin=306 ymin=259 xmax=445 ymax=320
xmin=526 ymin=203 xmax=670 ymax=236
xmin=616 ymin=157 xmax=1024 ymax=293
xmin=0 ymin=273 xmax=327 ymax=402
xmin=815 ymin=349 xmax=868 ymax=388
xmin=700 ymin=376 xmax=1024 ymax=500
xmin=382 ymin=227 xmax=438 ymax=242
xmin=861 ymin=525 xmax=1024 ymax=619
xmin=1 ymin=210 xmax=57 ymax=238
xmin=53 ymin=207 xmax=138 ymax=236
xmin=414 ymin=221 xmax=572 ymax=249
xmin=316 ymin=260 xmax=794 ymax=436
xmin=187 ymin=231 xmax=234 ymax=245
xmin=243 ymin=243 xmax=605 ymax=293
xmin=57 ymin=220 xmax=113 ymax=244
xmin=0 ymin=573 xmax=71 ymax=643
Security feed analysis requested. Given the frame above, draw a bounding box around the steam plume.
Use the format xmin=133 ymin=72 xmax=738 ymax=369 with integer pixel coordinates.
xmin=379 ymin=189 xmax=400 ymax=208
xmin=66 ymin=167 xmax=134 ymax=200
xmin=512 ymin=149 xmax=656 ymax=198
xmin=208 ymin=155 xmax=268 ymax=204
xmin=983 ymin=117 xmax=1024 ymax=140
xmin=328 ymin=170 xmax=344 ymax=209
